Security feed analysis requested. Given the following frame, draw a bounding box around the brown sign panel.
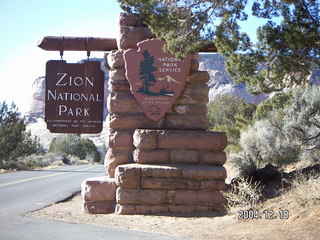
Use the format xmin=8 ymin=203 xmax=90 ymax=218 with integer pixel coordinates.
xmin=124 ymin=39 xmax=191 ymax=121
xmin=45 ymin=60 xmax=104 ymax=133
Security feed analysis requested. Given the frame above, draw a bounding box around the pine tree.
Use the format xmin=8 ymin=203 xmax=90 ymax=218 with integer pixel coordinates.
xmin=138 ymin=50 xmax=157 ymax=95
xmin=118 ymin=0 xmax=319 ymax=94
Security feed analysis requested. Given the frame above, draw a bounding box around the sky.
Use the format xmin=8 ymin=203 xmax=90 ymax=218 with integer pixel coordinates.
xmin=0 ymin=0 xmax=278 ymax=115
xmin=0 ymin=0 xmax=121 ymax=114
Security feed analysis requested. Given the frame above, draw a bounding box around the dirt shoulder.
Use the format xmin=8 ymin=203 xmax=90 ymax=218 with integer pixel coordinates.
xmin=26 ymin=191 xmax=320 ymax=240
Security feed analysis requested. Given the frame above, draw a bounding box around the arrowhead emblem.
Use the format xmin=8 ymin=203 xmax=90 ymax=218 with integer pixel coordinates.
xmin=124 ymin=39 xmax=191 ymax=121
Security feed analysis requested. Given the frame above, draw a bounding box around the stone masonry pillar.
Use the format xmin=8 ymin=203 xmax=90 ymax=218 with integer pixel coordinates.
xmin=81 ymin=13 xmax=227 ymax=215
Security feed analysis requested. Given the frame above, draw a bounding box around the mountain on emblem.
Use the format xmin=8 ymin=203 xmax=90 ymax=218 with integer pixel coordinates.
xmin=136 ymin=49 xmax=176 ymax=97
xmin=124 ymin=39 xmax=191 ymax=121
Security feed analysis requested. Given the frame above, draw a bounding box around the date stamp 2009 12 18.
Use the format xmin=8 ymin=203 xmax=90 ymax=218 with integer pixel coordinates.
xmin=238 ymin=209 xmax=289 ymax=220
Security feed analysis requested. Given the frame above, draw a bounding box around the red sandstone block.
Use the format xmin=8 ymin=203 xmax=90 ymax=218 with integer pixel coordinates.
xmin=109 ymin=113 xmax=164 ymax=130
xmin=198 ymin=151 xmax=227 ymax=165
xmin=81 ymin=176 xmax=117 ymax=202
xmin=108 ymin=79 xmax=130 ymax=91
xmin=116 ymin=188 xmax=168 ymax=205
xmin=135 ymin=205 xmax=169 ymax=214
xmin=157 ymin=130 xmax=227 ymax=151
xmin=83 ymin=202 xmax=115 ymax=214
xmin=176 ymin=84 xmax=209 ymax=105
xmin=141 ymin=177 xmax=200 ymax=190
xmin=164 ymin=114 xmax=208 ymax=130
xmin=133 ymin=129 xmax=158 ymax=149
xmin=182 ymin=83 xmax=210 ymax=96
xmin=201 ymin=180 xmax=226 ymax=191
xmin=172 ymin=190 xmax=226 ymax=205
xmin=107 ymin=50 xmax=125 ymax=69
xmin=191 ymin=53 xmax=199 ymax=60
xmin=133 ymin=149 xmax=170 ymax=164
xmin=181 ymin=165 xmax=227 ymax=180
xmin=170 ymin=150 xmax=198 ymax=164
xmin=187 ymin=71 xmax=210 ymax=83
xmin=108 ymin=130 xmax=134 ymax=149
xmin=168 ymin=205 xmax=211 ymax=214
xmin=108 ymin=91 xmax=143 ymax=113
xmin=115 ymin=164 xmax=141 ymax=189
xmin=117 ymin=26 xmax=154 ymax=50
xmin=104 ymin=148 xmax=132 ymax=178
xmin=109 ymin=67 xmax=126 ymax=80
xmin=119 ymin=13 xmax=137 ymax=27
xmin=190 ymin=59 xmax=199 ymax=72
xmin=139 ymin=164 xmax=182 ymax=178
xmin=172 ymin=105 xmax=207 ymax=115
xmin=115 ymin=204 xmax=135 ymax=214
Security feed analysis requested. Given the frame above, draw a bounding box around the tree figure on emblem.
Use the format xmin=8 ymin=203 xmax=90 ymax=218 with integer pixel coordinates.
xmin=137 ymin=50 xmax=157 ymax=95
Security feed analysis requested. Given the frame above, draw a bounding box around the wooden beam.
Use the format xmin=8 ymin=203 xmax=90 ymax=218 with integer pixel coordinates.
xmin=200 ymin=43 xmax=217 ymax=53
xmin=38 ymin=36 xmax=217 ymax=52
xmin=38 ymin=36 xmax=118 ymax=52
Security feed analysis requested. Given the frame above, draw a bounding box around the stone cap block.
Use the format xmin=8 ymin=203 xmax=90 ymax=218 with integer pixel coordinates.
xmin=81 ymin=176 xmax=117 ymax=202
xmin=115 ymin=164 xmax=141 ymax=189
xmin=115 ymin=163 xmax=226 ymax=181
xmin=117 ymin=26 xmax=154 ymax=50
xmin=119 ymin=13 xmax=146 ymax=27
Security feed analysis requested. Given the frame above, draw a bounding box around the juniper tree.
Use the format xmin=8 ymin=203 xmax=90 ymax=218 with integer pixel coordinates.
xmin=117 ymin=0 xmax=320 ymax=94
xmin=0 ymin=102 xmax=43 ymax=168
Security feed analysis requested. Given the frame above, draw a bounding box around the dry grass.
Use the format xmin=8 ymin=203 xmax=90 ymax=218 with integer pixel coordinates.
xmin=222 ymin=177 xmax=264 ymax=214
xmin=290 ymin=173 xmax=320 ymax=206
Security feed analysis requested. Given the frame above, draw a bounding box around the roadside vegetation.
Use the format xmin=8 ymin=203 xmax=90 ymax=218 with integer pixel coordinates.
xmin=208 ymin=85 xmax=320 ymax=213
xmin=0 ymin=101 xmax=106 ymax=172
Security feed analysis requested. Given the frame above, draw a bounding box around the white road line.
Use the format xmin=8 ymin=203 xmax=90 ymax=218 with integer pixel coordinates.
xmin=0 ymin=166 xmax=95 ymax=187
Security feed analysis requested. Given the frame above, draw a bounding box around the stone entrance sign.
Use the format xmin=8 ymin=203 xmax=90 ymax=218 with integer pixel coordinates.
xmin=124 ymin=39 xmax=191 ymax=121
xmin=45 ymin=60 xmax=104 ymax=133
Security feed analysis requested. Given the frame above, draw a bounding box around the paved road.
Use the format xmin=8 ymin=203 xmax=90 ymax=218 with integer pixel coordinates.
xmin=0 ymin=165 xmax=187 ymax=240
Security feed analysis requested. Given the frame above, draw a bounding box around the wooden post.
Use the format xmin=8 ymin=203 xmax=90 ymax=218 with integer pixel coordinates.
xmin=38 ymin=36 xmax=217 ymax=53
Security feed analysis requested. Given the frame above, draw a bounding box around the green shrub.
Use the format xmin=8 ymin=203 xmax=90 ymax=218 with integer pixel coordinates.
xmin=0 ymin=102 xmax=45 ymax=170
xmin=254 ymin=92 xmax=291 ymax=120
xmin=49 ymin=134 xmax=100 ymax=163
xmin=230 ymin=86 xmax=320 ymax=177
xmin=207 ymin=94 xmax=256 ymax=151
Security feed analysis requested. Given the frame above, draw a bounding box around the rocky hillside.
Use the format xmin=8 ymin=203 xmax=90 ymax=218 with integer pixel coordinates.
xmin=25 ymin=54 xmax=320 ymax=149
xmin=199 ymin=53 xmax=269 ymax=104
